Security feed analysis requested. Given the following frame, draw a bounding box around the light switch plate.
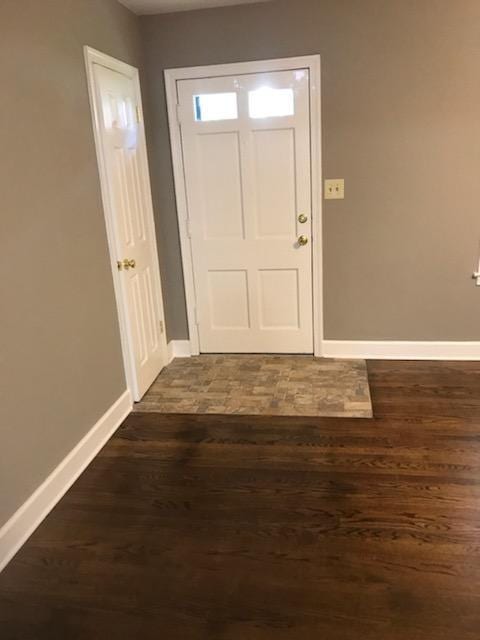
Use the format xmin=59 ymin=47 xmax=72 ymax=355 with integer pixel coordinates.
xmin=325 ymin=178 xmax=345 ymax=200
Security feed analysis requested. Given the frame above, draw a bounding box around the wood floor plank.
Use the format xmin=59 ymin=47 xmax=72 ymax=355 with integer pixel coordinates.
xmin=1 ymin=361 xmax=480 ymax=639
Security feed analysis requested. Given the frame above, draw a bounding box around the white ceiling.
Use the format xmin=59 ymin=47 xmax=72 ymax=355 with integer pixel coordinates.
xmin=119 ymin=0 xmax=271 ymax=15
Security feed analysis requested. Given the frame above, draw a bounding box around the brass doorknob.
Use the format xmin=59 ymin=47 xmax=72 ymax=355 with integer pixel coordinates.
xmin=117 ymin=258 xmax=136 ymax=271
xmin=298 ymin=235 xmax=308 ymax=246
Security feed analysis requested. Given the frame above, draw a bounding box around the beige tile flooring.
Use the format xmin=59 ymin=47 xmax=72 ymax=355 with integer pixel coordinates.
xmin=135 ymin=355 xmax=373 ymax=418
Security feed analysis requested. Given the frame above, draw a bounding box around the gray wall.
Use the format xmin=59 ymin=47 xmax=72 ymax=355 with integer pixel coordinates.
xmin=0 ymin=0 xmax=141 ymax=527
xmin=2 ymin=0 xmax=479 ymax=529
xmin=141 ymin=0 xmax=480 ymax=342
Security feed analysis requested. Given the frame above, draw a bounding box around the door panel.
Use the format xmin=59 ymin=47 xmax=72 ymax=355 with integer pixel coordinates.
xmin=178 ymin=69 xmax=313 ymax=353
xmin=208 ymin=270 xmax=251 ymax=329
xmin=259 ymin=269 xmax=300 ymax=329
xmin=93 ymin=63 xmax=167 ymax=398
xmin=198 ymin=132 xmax=245 ymax=239
xmin=253 ymin=128 xmax=297 ymax=238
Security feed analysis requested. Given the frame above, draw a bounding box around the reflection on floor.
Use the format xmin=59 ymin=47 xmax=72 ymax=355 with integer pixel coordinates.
xmin=3 ymin=362 xmax=480 ymax=639
xmin=136 ymin=355 xmax=373 ymax=418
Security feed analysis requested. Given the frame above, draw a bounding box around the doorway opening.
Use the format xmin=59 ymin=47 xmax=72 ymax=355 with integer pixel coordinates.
xmin=165 ymin=56 xmax=323 ymax=357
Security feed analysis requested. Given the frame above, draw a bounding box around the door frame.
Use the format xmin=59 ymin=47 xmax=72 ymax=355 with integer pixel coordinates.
xmin=84 ymin=46 xmax=168 ymax=400
xmin=165 ymin=55 xmax=323 ymax=357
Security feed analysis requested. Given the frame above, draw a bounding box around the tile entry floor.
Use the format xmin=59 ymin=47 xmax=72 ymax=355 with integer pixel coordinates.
xmin=135 ymin=355 xmax=373 ymax=418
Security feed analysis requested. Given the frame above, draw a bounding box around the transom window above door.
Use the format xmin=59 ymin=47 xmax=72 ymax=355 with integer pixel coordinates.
xmin=194 ymin=92 xmax=238 ymax=121
xmin=248 ymin=87 xmax=294 ymax=118
xmin=192 ymin=86 xmax=296 ymax=121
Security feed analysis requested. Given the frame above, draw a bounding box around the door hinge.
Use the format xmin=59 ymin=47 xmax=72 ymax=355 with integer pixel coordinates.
xmin=159 ymin=320 xmax=165 ymax=334
xmin=135 ymin=105 xmax=142 ymax=124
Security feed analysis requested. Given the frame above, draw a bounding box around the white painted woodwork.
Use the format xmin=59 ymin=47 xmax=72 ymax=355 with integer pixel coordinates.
xmin=322 ymin=341 xmax=480 ymax=361
xmin=177 ymin=69 xmax=313 ymax=353
xmin=86 ymin=50 xmax=168 ymax=399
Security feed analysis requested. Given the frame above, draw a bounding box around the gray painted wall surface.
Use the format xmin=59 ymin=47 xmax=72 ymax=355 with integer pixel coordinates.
xmin=2 ymin=0 xmax=480 ymax=531
xmin=141 ymin=0 xmax=480 ymax=342
xmin=0 ymin=0 xmax=141 ymax=526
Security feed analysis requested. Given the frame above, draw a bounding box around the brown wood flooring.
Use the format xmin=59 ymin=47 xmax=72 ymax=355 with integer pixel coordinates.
xmin=1 ymin=361 xmax=480 ymax=639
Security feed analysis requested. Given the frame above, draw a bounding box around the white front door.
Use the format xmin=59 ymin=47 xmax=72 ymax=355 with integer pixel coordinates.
xmin=88 ymin=55 xmax=168 ymax=400
xmin=178 ymin=69 xmax=313 ymax=353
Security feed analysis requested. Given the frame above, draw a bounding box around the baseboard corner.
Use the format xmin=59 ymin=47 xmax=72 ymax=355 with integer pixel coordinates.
xmin=167 ymin=340 xmax=192 ymax=362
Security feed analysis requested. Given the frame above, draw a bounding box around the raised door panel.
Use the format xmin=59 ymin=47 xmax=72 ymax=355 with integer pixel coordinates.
xmin=112 ymin=149 xmax=135 ymax=248
xmin=258 ymin=269 xmax=300 ymax=329
xmin=253 ymin=129 xmax=296 ymax=238
xmin=128 ymin=151 xmax=147 ymax=243
xmin=208 ymin=270 xmax=251 ymax=329
xmin=197 ymin=132 xmax=245 ymax=240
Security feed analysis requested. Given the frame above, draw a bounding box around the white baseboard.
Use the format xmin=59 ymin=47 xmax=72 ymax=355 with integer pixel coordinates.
xmin=167 ymin=340 xmax=192 ymax=363
xmin=0 ymin=389 xmax=132 ymax=573
xmin=167 ymin=339 xmax=480 ymax=361
xmin=322 ymin=340 xmax=480 ymax=360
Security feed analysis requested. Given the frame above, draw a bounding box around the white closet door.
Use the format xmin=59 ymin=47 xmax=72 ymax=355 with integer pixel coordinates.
xmin=93 ymin=63 xmax=167 ymax=398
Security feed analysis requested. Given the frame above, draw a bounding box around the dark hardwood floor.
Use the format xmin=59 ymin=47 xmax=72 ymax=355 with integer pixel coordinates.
xmin=2 ymin=361 xmax=480 ymax=639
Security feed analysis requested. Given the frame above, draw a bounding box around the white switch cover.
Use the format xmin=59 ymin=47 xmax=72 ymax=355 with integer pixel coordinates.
xmin=325 ymin=178 xmax=345 ymax=200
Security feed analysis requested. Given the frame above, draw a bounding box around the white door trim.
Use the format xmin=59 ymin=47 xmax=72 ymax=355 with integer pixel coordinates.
xmin=165 ymin=55 xmax=323 ymax=357
xmin=84 ymin=46 xmax=168 ymax=399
